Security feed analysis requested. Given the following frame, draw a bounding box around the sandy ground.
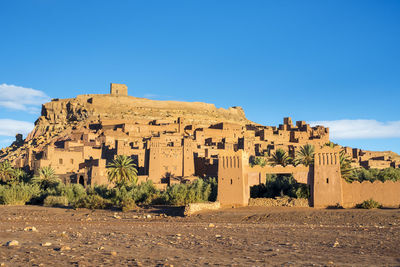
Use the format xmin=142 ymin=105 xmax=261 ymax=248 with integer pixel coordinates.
xmin=0 ymin=205 xmax=399 ymax=267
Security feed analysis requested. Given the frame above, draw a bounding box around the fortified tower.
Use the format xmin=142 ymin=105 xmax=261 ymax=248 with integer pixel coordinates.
xmin=312 ymin=147 xmax=342 ymax=207
xmin=110 ymin=83 xmax=128 ymax=96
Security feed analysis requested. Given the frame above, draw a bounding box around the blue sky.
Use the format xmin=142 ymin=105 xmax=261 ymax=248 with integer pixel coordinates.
xmin=0 ymin=0 xmax=399 ymax=153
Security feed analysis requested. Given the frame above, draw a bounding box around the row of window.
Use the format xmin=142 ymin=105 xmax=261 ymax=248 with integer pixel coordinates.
xmin=59 ymin=158 xmax=74 ymax=164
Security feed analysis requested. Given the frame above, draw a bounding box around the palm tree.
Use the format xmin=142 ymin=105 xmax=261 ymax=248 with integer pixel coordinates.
xmin=107 ymin=155 xmax=138 ymax=187
xmin=12 ymin=168 xmax=27 ymax=183
xmin=268 ymin=149 xmax=292 ymax=167
xmin=294 ymin=144 xmax=315 ymax=167
xmin=339 ymin=150 xmax=353 ymax=182
xmin=0 ymin=161 xmax=14 ymax=183
xmin=32 ymin=166 xmax=59 ymax=188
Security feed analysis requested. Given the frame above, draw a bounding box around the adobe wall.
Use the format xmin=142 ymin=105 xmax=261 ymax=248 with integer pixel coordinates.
xmin=342 ymin=181 xmax=400 ymax=208
xmin=247 ymin=165 xmax=310 ymax=184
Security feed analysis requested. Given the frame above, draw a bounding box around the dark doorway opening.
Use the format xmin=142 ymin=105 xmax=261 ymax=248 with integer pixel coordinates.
xmin=79 ymin=175 xmax=85 ymax=186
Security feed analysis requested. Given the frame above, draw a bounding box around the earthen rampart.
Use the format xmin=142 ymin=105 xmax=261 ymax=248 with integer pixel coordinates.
xmin=342 ymin=180 xmax=400 ymax=208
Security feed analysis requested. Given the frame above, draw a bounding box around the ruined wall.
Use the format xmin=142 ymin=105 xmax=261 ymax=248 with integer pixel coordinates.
xmin=342 ymin=181 xmax=400 ymax=208
xmin=110 ymin=83 xmax=128 ymax=96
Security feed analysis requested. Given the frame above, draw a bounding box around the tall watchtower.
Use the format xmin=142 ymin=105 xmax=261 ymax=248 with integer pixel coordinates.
xmin=110 ymin=83 xmax=128 ymax=96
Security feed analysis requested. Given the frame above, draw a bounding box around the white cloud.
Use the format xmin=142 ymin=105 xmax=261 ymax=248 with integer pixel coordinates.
xmin=0 ymin=119 xmax=34 ymax=137
xmin=0 ymin=83 xmax=50 ymax=113
xmin=310 ymin=119 xmax=400 ymax=139
xmin=0 ymin=138 xmax=13 ymax=149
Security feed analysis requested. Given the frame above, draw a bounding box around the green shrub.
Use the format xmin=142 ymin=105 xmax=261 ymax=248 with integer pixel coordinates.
xmin=43 ymin=195 xmax=69 ymax=207
xmin=64 ymin=184 xmax=87 ymax=205
xmin=0 ymin=183 xmax=41 ymax=205
xmin=250 ymin=156 xmax=267 ymax=167
xmin=356 ymin=199 xmax=382 ymax=209
xmin=120 ymin=198 xmax=137 ymax=212
xmin=73 ymin=194 xmax=112 ymax=210
xmin=130 ymin=181 xmax=159 ymax=204
xmin=349 ymin=168 xmax=400 ymax=183
xmin=162 ymin=178 xmax=217 ymax=206
xmin=250 ymin=174 xmax=310 ymax=199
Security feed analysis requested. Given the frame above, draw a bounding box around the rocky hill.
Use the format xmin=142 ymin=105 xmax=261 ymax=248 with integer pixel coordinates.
xmin=0 ymin=93 xmax=253 ymax=163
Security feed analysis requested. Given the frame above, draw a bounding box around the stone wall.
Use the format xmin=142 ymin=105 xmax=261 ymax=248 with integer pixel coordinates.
xmin=249 ymin=197 xmax=309 ymax=207
xmin=184 ymin=201 xmax=221 ymax=216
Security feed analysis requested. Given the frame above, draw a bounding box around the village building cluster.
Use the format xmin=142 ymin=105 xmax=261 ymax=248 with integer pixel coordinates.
xmin=1 ymin=83 xmax=399 ymax=207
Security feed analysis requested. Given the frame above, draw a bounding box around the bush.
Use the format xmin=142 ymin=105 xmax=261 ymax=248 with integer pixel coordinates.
xmin=130 ymin=181 xmax=159 ymax=204
xmin=73 ymin=194 xmax=112 ymax=210
xmin=0 ymin=183 xmax=41 ymax=205
xmin=250 ymin=174 xmax=310 ymax=199
xmin=43 ymin=195 xmax=69 ymax=207
xmin=120 ymin=198 xmax=137 ymax=212
xmin=250 ymin=156 xmax=267 ymax=167
xmin=64 ymin=184 xmax=87 ymax=205
xmin=162 ymin=178 xmax=217 ymax=206
xmin=356 ymin=199 xmax=382 ymax=209
xmin=349 ymin=168 xmax=400 ymax=183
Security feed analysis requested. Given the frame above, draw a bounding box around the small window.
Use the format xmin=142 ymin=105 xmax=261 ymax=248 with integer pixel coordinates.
xmin=59 ymin=159 xmax=63 ymax=164
xmin=326 ymin=178 xmax=329 ymax=184
xmin=230 ymin=179 xmax=233 ymax=185
xmin=70 ymin=159 xmax=74 ymax=164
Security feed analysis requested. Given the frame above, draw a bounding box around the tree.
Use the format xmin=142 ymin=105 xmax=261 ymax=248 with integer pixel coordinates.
xmin=250 ymin=156 xmax=267 ymax=167
xmin=0 ymin=161 xmax=15 ymax=183
xmin=268 ymin=149 xmax=292 ymax=167
xmin=107 ymin=155 xmax=138 ymax=187
xmin=339 ymin=150 xmax=353 ymax=182
xmin=12 ymin=168 xmax=27 ymax=183
xmin=32 ymin=166 xmax=60 ymax=188
xmin=294 ymin=144 xmax=315 ymax=167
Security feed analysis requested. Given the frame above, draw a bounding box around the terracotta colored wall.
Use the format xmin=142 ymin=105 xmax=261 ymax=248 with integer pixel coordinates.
xmin=342 ymin=181 xmax=400 ymax=208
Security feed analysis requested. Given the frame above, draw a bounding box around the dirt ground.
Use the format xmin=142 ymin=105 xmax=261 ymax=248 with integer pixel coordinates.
xmin=0 ymin=205 xmax=399 ymax=267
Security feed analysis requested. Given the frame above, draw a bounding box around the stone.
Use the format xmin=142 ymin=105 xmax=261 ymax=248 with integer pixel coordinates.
xmin=110 ymin=251 xmax=117 ymax=256
xmin=6 ymin=240 xmax=19 ymax=247
xmin=59 ymin=246 xmax=71 ymax=251
xmin=41 ymin=242 xmax=52 ymax=247
xmin=24 ymin=226 xmax=38 ymax=232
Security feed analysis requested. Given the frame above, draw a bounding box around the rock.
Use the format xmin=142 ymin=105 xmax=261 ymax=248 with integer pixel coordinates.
xmin=24 ymin=226 xmax=38 ymax=232
xmin=146 ymin=214 xmax=151 ymax=219
xmin=332 ymin=241 xmax=340 ymax=248
xmin=58 ymin=246 xmax=71 ymax=251
xmin=215 ymin=235 xmax=222 ymax=238
xmin=41 ymin=242 xmax=52 ymax=247
xmin=6 ymin=240 xmax=19 ymax=247
xmin=110 ymin=251 xmax=117 ymax=256
xmin=208 ymin=223 xmax=215 ymax=228
xmin=113 ymin=214 xmax=121 ymax=219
